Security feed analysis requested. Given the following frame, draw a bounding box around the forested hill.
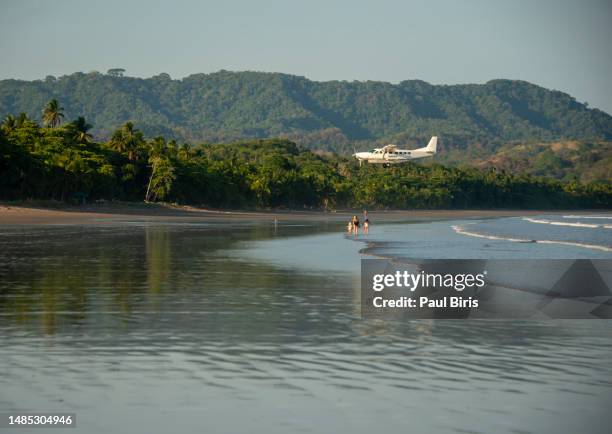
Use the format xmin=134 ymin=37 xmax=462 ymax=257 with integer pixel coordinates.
xmin=0 ymin=71 xmax=611 ymax=154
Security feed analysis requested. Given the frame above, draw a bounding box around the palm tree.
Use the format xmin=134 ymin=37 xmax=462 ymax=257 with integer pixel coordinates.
xmin=109 ymin=121 xmax=143 ymax=161
xmin=1 ymin=115 xmax=16 ymax=134
xmin=69 ymin=116 xmax=93 ymax=142
xmin=16 ymin=112 xmax=30 ymax=127
xmin=178 ymin=143 xmax=192 ymax=161
xmin=42 ymin=99 xmax=64 ymax=128
xmin=148 ymin=136 xmax=167 ymax=158
xmin=145 ymin=155 xmax=175 ymax=202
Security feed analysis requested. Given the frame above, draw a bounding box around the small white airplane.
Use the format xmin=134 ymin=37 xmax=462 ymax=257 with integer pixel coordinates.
xmin=353 ymin=136 xmax=438 ymax=167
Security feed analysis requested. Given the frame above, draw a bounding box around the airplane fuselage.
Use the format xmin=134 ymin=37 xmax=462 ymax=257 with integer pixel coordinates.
xmin=353 ymin=136 xmax=438 ymax=165
xmin=354 ymin=148 xmax=434 ymax=164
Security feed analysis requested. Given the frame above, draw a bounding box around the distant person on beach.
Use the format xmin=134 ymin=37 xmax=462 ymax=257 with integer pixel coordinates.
xmin=352 ymin=215 xmax=360 ymax=235
xmin=363 ymin=218 xmax=369 ymax=234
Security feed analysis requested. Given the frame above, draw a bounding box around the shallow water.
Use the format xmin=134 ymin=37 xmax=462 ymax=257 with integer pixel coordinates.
xmin=457 ymin=215 xmax=612 ymax=252
xmin=1 ymin=219 xmax=611 ymax=433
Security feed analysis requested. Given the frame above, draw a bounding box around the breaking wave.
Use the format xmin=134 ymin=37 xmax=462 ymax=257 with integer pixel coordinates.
xmin=563 ymin=215 xmax=612 ymax=220
xmin=452 ymin=224 xmax=612 ymax=253
xmin=522 ymin=217 xmax=612 ymax=229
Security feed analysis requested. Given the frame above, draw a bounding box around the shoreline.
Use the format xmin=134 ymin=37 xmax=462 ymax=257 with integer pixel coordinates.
xmin=0 ymin=201 xmax=595 ymax=225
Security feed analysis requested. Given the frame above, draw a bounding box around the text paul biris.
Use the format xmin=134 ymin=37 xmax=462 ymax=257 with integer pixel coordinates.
xmin=370 ymin=270 xmax=485 ymax=309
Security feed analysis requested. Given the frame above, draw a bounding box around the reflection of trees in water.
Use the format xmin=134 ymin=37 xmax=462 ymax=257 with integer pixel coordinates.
xmin=0 ymin=224 xmax=348 ymax=338
xmin=146 ymin=227 xmax=171 ymax=303
xmin=0 ymin=225 xmax=601 ymax=345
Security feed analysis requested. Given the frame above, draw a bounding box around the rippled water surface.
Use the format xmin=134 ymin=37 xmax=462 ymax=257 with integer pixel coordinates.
xmin=1 ymin=220 xmax=611 ymax=434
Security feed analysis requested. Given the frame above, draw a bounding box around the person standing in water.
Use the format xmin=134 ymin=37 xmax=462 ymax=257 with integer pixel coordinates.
xmin=363 ymin=218 xmax=369 ymax=234
xmin=352 ymin=215 xmax=360 ymax=235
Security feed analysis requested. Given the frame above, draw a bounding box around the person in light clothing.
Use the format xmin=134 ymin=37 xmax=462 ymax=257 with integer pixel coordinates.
xmin=352 ymin=215 xmax=360 ymax=235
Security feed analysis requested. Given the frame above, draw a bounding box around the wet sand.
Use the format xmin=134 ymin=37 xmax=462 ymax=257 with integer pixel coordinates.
xmin=0 ymin=203 xmax=565 ymax=225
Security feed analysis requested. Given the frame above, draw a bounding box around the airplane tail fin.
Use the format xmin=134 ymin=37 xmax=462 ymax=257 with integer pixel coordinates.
xmin=425 ymin=136 xmax=437 ymax=153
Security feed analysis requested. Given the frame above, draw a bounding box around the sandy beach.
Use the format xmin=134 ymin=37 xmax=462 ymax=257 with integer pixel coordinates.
xmin=0 ymin=202 xmax=568 ymax=225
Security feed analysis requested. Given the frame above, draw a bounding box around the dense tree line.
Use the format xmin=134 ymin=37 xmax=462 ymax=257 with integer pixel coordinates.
xmin=1 ymin=103 xmax=610 ymax=209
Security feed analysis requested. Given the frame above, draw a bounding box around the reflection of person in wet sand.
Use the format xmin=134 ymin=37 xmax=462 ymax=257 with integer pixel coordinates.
xmin=347 ymin=220 xmax=353 ymax=234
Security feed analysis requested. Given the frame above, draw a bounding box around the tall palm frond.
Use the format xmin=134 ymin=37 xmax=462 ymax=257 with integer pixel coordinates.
xmin=70 ymin=116 xmax=93 ymax=142
xmin=42 ymin=99 xmax=64 ymax=128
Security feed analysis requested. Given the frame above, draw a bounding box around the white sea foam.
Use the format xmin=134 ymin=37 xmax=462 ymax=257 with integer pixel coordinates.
xmin=562 ymin=215 xmax=612 ymax=220
xmin=523 ymin=217 xmax=610 ymax=229
xmin=452 ymin=225 xmax=612 ymax=253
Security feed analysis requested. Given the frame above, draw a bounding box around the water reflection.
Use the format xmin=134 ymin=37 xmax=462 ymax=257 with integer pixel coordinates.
xmin=0 ymin=224 xmax=349 ymax=336
xmin=0 ymin=223 xmax=611 ymax=434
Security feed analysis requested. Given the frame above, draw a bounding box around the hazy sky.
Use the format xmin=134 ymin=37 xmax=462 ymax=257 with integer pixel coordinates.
xmin=1 ymin=0 xmax=611 ymax=113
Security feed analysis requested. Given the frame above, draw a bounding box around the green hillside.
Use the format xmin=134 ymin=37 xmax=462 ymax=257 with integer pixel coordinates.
xmin=465 ymin=140 xmax=612 ymax=183
xmin=1 ymin=70 xmax=610 ymax=156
